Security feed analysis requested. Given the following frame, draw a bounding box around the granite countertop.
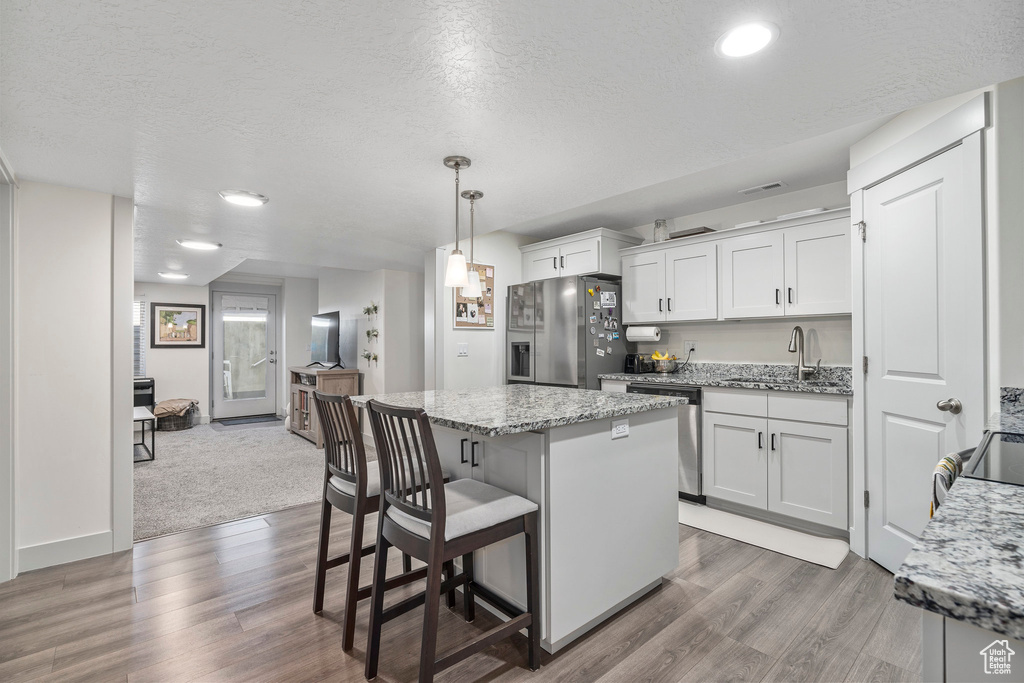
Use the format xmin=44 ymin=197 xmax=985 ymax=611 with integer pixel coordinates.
xmin=350 ymin=385 xmax=684 ymax=437
xmin=895 ymin=388 xmax=1024 ymax=639
xmin=599 ymin=362 xmax=853 ymax=396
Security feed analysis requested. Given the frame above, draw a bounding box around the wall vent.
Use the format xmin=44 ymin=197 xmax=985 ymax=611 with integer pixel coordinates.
xmin=739 ymin=180 xmax=787 ymax=196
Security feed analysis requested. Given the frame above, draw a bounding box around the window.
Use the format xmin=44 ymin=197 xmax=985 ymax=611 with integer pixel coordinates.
xmin=133 ymin=300 xmax=146 ymax=376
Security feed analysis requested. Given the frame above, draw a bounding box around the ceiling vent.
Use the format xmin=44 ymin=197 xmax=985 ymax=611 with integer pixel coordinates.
xmin=739 ymin=180 xmax=787 ymax=196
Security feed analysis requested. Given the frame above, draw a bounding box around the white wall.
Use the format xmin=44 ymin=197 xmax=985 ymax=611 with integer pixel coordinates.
xmin=0 ymin=158 xmax=16 ymax=582
xmin=133 ymin=282 xmax=211 ymax=421
xmin=383 ymin=270 xmax=424 ymax=394
xmin=15 ymin=181 xmax=133 ymax=571
xmin=319 ymin=267 xmax=385 ymax=398
xmin=435 ymin=231 xmax=533 ymax=389
xmin=280 ymin=276 xmax=318 ymax=414
xmin=628 ymin=182 xmax=854 ymax=366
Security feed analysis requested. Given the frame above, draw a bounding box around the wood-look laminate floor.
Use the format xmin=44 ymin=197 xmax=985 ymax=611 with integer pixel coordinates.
xmin=0 ymin=503 xmax=921 ymax=682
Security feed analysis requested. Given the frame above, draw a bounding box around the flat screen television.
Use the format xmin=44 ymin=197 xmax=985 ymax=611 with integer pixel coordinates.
xmin=310 ymin=312 xmax=341 ymax=367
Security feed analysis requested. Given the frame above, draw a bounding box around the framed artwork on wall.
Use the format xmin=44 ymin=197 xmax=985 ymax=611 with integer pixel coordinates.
xmin=453 ymin=263 xmax=495 ymax=329
xmin=150 ymin=302 xmax=206 ymax=348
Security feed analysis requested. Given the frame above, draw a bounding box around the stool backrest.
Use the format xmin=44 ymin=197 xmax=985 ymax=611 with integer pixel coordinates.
xmin=313 ymin=392 xmax=367 ymax=497
xmin=366 ymin=400 xmax=446 ymax=536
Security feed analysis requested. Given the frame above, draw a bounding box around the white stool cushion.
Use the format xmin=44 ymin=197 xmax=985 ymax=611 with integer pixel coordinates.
xmin=386 ymin=478 xmax=538 ymax=541
xmin=329 ymin=461 xmax=449 ymax=499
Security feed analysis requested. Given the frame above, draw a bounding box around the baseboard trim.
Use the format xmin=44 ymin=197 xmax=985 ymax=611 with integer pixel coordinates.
xmin=18 ymin=530 xmax=112 ymax=572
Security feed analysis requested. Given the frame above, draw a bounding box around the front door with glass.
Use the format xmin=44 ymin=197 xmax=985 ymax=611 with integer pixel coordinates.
xmin=212 ymin=292 xmax=278 ymax=419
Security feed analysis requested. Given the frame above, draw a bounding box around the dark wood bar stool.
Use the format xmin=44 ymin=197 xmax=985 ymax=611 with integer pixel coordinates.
xmin=364 ymin=399 xmax=541 ymax=682
xmin=311 ymin=392 xmax=455 ymax=651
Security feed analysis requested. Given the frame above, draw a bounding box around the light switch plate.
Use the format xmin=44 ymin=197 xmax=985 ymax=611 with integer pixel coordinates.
xmin=611 ymin=419 xmax=629 ymax=440
xmin=457 ymin=343 xmax=469 ymax=357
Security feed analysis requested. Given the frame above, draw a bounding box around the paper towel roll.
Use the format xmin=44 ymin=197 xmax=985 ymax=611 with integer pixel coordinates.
xmin=626 ymin=326 xmax=661 ymax=342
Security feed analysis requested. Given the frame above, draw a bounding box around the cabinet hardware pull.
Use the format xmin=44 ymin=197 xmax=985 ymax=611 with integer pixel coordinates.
xmin=460 ymin=438 xmax=468 ymax=464
xmin=471 ymin=441 xmax=480 ymax=467
xmin=553 ymin=257 xmax=557 ymax=269
xmin=758 ymin=431 xmax=763 ymax=449
xmin=771 ymin=433 xmax=776 ymax=451
xmin=667 ymin=297 xmax=672 ymax=312
xmin=775 ymin=288 xmax=781 ymax=305
xmin=560 ymin=255 xmax=565 ymax=269
xmin=658 ymin=298 xmax=663 ymax=312
xmin=788 ymin=288 xmax=793 ymax=304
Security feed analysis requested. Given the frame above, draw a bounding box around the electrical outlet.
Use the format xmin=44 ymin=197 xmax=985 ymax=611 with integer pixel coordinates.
xmin=611 ymin=419 xmax=629 ymax=440
xmin=457 ymin=343 xmax=469 ymax=357
xmin=684 ymin=340 xmax=697 ymax=357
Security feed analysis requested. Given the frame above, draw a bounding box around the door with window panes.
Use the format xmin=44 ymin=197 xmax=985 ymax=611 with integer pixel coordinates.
xmin=212 ymin=293 xmax=277 ymax=419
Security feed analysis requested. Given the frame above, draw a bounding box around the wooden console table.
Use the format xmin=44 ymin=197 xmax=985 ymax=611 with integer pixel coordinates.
xmin=289 ymin=366 xmax=360 ymax=448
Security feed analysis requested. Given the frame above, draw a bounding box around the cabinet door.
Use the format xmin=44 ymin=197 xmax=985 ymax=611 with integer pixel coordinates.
xmin=721 ymin=231 xmax=785 ymax=319
xmin=665 ymin=242 xmax=718 ymax=321
xmin=522 ymin=245 xmax=561 ymax=282
xmin=559 ymin=238 xmax=600 ymax=277
xmin=703 ymin=412 xmax=768 ymax=509
xmin=431 ymin=426 xmax=472 ymax=481
xmin=783 ymin=219 xmax=851 ymax=316
xmin=621 ymin=252 xmax=666 ymax=323
xmin=469 ymin=433 xmax=539 ymax=611
xmin=767 ymin=419 xmax=848 ymax=530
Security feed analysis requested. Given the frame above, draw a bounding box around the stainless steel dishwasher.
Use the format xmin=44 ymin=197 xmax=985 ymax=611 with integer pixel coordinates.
xmin=626 ymin=383 xmax=703 ymax=504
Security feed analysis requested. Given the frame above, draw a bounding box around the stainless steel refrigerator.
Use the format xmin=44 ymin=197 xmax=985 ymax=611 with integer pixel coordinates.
xmin=506 ymin=275 xmax=635 ymax=390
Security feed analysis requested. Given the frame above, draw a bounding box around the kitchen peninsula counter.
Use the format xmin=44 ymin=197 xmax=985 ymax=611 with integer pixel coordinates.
xmin=351 ymin=385 xmax=682 ymax=653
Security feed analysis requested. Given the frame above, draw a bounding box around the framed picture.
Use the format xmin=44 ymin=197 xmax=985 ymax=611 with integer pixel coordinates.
xmin=453 ymin=263 xmax=495 ymax=330
xmin=150 ymin=302 xmax=206 ymax=348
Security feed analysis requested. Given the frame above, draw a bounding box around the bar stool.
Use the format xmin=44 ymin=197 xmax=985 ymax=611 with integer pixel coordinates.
xmin=364 ymin=399 xmax=541 ymax=682
xmin=311 ymin=392 xmax=455 ymax=651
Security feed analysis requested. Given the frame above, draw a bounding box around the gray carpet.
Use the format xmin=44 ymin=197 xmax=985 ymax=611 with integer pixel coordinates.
xmin=133 ymin=425 xmax=326 ymax=541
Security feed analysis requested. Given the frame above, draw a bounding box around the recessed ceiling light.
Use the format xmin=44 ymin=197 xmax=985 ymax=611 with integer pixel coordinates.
xmin=158 ymin=272 xmax=189 ymax=280
xmin=218 ymin=189 xmax=269 ymax=207
xmin=715 ymin=21 xmax=779 ymax=57
xmin=176 ymin=239 xmax=223 ymax=250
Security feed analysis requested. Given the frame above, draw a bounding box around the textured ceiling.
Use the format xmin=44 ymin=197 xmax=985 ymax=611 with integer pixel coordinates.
xmin=2 ymin=1 xmax=1022 ymax=283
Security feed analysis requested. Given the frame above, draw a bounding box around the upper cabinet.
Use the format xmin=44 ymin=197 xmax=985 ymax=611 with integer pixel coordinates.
xmin=621 ymin=209 xmax=851 ymax=323
xmin=622 ymin=242 xmax=719 ymax=324
xmin=520 ymin=228 xmax=643 ymax=282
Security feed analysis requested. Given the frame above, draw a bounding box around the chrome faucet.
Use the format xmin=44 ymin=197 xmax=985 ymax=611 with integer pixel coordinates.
xmin=788 ymin=325 xmax=821 ymax=381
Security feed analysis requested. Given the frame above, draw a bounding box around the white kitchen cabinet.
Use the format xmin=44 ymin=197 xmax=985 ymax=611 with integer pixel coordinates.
xmin=783 ymin=218 xmax=851 ymax=315
xmin=767 ymin=418 xmax=848 ymax=529
xmin=702 ymin=388 xmax=849 ymax=530
xmin=522 ymin=245 xmax=562 ymax=282
xmin=703 ymin=412 xmax=768 ymax=509
xmin=520 ymin=228 xmax=643 ymax=281
xmin=665 ymin=242 xmax=718 ymax=322
xmin=431 ymin=427 xmax=473 ymax=481
xmin=621 ymin=251 xmax=666 ymax=323
xmin=721 ymin=231 xmax=786 ymax=319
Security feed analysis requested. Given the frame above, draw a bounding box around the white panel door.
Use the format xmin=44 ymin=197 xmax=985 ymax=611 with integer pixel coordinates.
xmin=559 ymin=239 xmax=600 ymax=277
xmin=523 ymin=245 xmax=561 ymax=282
xmin=665 ymin=242 xmax=718 ymax=321
xmin=767 ymin=419 xmax=848 ymax=530
xmin=721 ymin=231 xmax=785 ymax=318
xmin=621 ymin=252 xmax=666 ymax=323
xmin=703 ymin=412 xmax=768 ymax=509
xmin=864 ymin=139 xmax=984 ymax=573
xmin=784 ymin=219 xmax=851 ymax=315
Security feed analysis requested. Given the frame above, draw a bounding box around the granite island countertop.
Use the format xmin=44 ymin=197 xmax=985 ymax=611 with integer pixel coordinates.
xmin=599 ymin=362 xmax=853 ymax=396
xmin=350 ymin=385 xmax=685 ymax=437
xmin=895 ymin=389 xmax=1024 ymax=640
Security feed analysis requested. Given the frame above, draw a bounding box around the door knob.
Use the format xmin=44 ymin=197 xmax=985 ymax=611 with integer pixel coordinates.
xmin=936 ymin=398 xmax=962 ymax=415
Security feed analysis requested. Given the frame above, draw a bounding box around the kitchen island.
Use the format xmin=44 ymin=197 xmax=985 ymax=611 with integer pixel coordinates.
xmin=351 ymin=384 xmax=684 ymax=653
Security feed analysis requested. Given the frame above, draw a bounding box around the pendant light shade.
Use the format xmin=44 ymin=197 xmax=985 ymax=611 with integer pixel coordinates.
xmin=443 ymin=156 xmax=471 ymax=288
xmin=461 ymin=267 xmax=483 ymax=298
xmin=459 ymin=188 xmax=484 ymax=298
xmin=445 ymin=249 xmax=469 ymax=288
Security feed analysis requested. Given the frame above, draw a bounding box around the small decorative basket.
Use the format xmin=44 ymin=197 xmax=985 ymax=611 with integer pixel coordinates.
xmin=157 ymin=404 xmax=198 ymax=431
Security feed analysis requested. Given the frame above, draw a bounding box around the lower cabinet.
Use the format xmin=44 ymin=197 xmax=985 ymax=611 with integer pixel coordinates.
xmin=703 ymin=389 xmax=849 ymax=530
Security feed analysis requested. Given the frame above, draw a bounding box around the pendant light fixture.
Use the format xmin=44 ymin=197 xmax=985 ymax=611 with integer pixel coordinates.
xmin=460 ymin=189 xmax=484 ymax=298
xmin=443 ymin=156 xmax=471 ymax=288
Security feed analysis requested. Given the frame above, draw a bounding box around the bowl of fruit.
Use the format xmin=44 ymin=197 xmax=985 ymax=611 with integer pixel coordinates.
xmin=650 ymin=351 xmax=678 ymax=373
